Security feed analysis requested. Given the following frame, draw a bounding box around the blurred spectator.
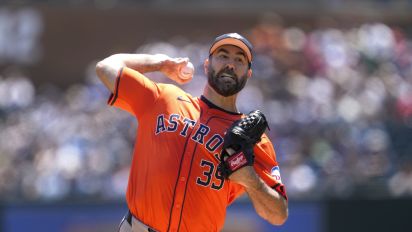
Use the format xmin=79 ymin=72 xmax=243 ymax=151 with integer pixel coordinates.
xmin=0 ymin=7 xmax=43 ymax=65
xmin=388 ymin=159 xmax=412 ymax=197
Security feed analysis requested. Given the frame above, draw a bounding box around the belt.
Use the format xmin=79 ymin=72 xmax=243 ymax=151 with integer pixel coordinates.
xmin=126 ymin=210 xmax=133 ymax=225
xmin=125 ymin=210 xmax=157 ymax=232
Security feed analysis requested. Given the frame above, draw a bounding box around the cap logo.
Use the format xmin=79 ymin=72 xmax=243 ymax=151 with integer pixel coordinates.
xmin=227 ymin=33 xmax=243 ymax=39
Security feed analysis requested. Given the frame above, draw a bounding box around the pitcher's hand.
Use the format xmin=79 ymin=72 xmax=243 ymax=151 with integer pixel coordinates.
xmin=158 ymin=55 xmax=192 ymax=84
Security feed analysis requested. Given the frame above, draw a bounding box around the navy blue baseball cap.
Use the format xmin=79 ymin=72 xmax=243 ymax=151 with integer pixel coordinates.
xmin=209 ymin=33 xmax=253 ymax=64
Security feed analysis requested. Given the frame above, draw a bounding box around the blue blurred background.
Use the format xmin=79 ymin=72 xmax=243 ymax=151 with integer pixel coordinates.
xmin=0 ymin=0 xmax=412 ymax=231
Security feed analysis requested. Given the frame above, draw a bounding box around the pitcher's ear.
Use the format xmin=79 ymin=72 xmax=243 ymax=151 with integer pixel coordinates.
xmin=204 ymin=59 xmax=209 ymax=75
xmin=248 ymin=69 xmax=252 ymax=78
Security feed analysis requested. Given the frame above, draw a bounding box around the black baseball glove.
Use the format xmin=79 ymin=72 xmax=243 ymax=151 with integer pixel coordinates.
xmin=218 ymin=110 xmax=269 ymax=178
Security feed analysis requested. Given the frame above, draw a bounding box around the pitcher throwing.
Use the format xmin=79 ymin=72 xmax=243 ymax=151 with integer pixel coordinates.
xmin=95 ymin=33 xmax=288 ymax=232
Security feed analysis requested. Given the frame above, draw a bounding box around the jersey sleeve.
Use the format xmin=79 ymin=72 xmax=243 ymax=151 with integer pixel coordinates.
xmin=227 ymin=182 xmax=245 ymax=205
xmin=107 ymin=67 xmax=161 ymax=118
xmin=253 ymin=134 xmax=288 ymax=200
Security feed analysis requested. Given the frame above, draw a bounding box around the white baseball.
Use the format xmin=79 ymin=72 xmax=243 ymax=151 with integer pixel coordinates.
xmin=180 ymin=62 xmax=194 ymax=80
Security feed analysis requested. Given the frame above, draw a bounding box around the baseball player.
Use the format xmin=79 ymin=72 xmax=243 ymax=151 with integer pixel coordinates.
xmin=96 ymin=33 xmax=288 ymax=232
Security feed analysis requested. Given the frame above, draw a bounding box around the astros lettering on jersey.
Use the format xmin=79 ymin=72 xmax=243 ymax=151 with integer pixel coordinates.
xmin=108 ymin=67 xmax=287 ymax=232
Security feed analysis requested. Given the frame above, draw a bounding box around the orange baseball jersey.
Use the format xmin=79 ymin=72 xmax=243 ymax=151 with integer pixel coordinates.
xmin=107 ymin=67 xmax=287 ymax=232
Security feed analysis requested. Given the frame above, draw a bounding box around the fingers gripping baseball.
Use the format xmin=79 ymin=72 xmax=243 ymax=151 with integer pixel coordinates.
xmin=160 ymin=56 xmax=194 ymax=84
xmin=218 ymin=110 xmax=269 ymax=178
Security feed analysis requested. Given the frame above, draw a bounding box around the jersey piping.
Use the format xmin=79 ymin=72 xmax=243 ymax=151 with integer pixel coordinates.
xmin=200 ymin=95 xmax=242 ymax=115
xmin=108 ymin=67 xmax=124 ymax=106
xmin=176 ymin=114 xmax=239 ymax=231
xmin=166 ymin=109 xmax=204 ymax=232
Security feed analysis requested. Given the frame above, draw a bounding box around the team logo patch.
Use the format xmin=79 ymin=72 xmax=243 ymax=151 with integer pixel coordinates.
xmin=271 ymin=166 xmax=282 ymax=183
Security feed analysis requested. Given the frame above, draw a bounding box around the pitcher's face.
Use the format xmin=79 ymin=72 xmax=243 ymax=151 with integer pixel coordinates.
xmin=206 ymin=45 xmax=251 ymax=97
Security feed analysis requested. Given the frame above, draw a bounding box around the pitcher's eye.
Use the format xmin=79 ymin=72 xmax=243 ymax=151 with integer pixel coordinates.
xmin=235 ymin=57 xmax=246 ymax=65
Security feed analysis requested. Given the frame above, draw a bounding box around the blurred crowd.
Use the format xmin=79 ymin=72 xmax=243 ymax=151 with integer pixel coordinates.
xmin=1 ymin=17 xmax=412 ymax=202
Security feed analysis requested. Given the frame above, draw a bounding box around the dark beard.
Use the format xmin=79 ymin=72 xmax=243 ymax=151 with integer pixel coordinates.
xmin=207 ymin=66 xmax=248 ymax=97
